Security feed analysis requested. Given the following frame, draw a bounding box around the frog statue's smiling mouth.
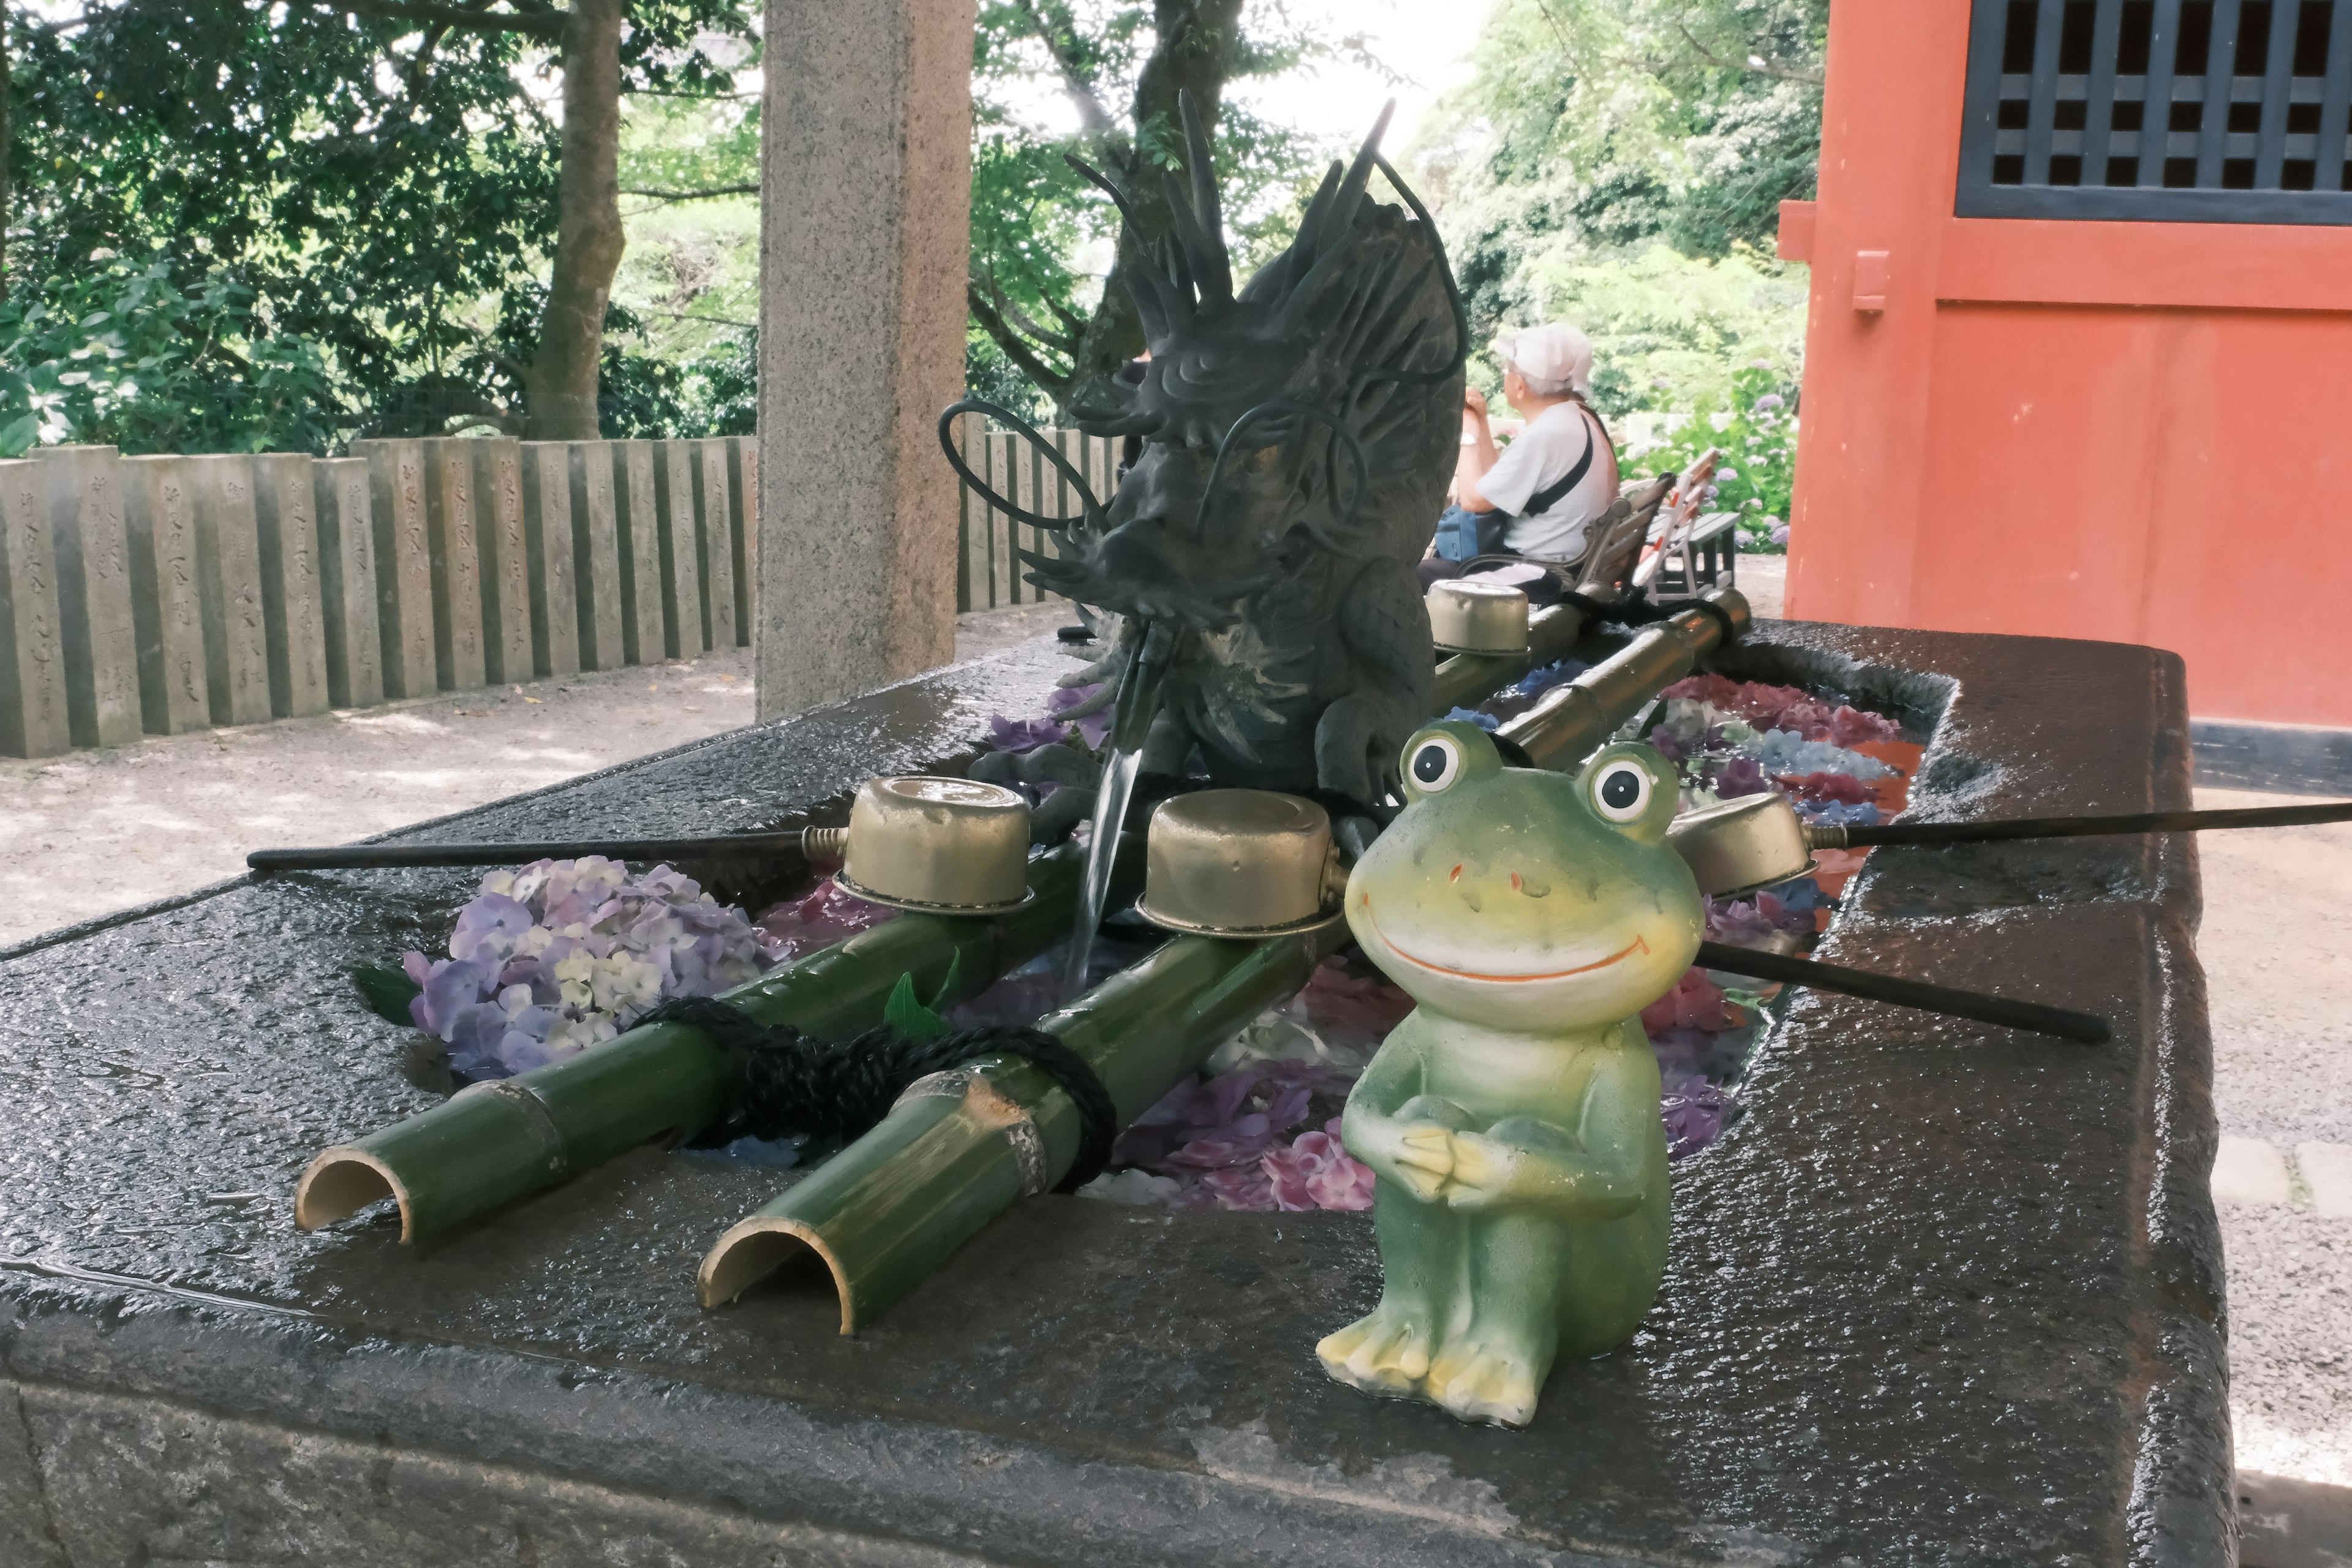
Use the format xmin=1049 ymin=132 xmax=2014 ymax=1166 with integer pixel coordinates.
xmin=1357 ymin=895 xmax=1651 ymax=983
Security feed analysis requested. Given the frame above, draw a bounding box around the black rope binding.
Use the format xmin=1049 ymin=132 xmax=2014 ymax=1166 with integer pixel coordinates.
xmin=638 ymin=997 xmax=1120 ymax=1191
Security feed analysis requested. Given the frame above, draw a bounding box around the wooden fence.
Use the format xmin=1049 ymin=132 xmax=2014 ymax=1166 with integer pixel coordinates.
xmin=0 ymin=437 xmax=754 ymax=758
xmin=951 ymin=418 xmax=1120 ymax=614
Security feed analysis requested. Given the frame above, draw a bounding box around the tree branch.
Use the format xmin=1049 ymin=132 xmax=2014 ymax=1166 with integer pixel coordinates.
xmin=313 ymin=0 xmax=567 ymax=42
xmin=620 ymin=183 xmax=759 ymax=204
xmin=1672 ymin=21 xmax=1825 ymax=87
xmin=974 ymin=266 xmax=1080 ymax=356
xmin=967 ymin=282 xmax=1074 ymax=398
xmin=1012 ymin=0 xmax=1115 ymax=138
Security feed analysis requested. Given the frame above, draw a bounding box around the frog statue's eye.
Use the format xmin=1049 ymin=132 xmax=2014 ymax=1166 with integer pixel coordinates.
xmin=1408 ymin=734 xmax=1464 ymax=793
xmin=1589 ymin=758 xmax=1653 ymax=824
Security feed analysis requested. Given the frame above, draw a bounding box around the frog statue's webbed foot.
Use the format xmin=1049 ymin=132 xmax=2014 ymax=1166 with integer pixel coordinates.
xmin=1425 ymin=1333 xmax=1546 ymax=1429
xmin=1316 ymin=1301 xmax=1438 ymax=1397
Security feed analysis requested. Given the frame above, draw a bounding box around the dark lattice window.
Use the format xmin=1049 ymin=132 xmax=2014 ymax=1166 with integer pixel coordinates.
xmin=1958 ymin=0 xmax=2352 ymax=222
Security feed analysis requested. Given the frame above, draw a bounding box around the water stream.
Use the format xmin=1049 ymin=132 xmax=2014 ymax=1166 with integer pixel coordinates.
xmin=1058 ymin=620 xmax=1177 ymax=1003
xmin=1058 ymin=741 xmax=1145 ymax=1002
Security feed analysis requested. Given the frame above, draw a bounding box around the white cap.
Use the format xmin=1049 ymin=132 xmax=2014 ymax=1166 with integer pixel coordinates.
xmin=1491 ymin=323 xmax=1593 ymax=398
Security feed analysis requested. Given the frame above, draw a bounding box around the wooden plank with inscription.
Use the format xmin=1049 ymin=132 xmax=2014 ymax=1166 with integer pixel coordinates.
xmin=726 ymin=436 xmax=757 ymax=648
xmin=254 ymin=453 xmax=332 ymax=718
xmin=312 ymin=456 xmax=382 ymax=709
xmin=38 ymin=445 xmax=142 ymax=747
xmin=611 ymin=440 xmax=666 ymax=665
xmin=568 ymin=443 xmax=625 ymax=671
xmin=0 ymin=459 xmax=72 ymax=757
xmin=519 ymin=442 xmax=581 ymax=677
xmin=353 ymin=439 xmax=437 ymax=699
xmin=652 ymin=439 xmax=706 ymax=657
xmin=472 ymin=440 xmax=533 ymax=685
xmin=695 ymin=439 xmax=738 ymax=650
xmin=187 ymin=454 xmax=274 ymax=726
xmin=422 ymin=437 xmax=488 ymax=690
xmin=119 ymin=454 xmax=212 ymax=734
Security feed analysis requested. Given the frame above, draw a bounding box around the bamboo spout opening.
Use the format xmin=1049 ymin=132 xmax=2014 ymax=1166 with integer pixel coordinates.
xmin=293 ymin=1148 xmax=412 ymax=1240
xmin=698 ymin=1217 xmax=852 ymax=1332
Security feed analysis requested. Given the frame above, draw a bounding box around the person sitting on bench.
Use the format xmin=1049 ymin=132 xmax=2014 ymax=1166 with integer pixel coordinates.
xmin=1418 ymin=323 xmax=1619 ymax=590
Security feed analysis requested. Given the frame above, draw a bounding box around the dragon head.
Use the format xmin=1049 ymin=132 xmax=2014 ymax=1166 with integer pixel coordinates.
xmin=951 ymin=97 xmax=1466 ymax=631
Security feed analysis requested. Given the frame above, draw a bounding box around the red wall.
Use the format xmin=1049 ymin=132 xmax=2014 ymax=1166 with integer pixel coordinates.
xmin=1784 ymin=0 xmax=2352 ymax=727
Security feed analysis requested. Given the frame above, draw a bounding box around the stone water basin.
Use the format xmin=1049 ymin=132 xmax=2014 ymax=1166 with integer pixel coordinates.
xmin=0 ymin=619 xmax=2226 ymax=1566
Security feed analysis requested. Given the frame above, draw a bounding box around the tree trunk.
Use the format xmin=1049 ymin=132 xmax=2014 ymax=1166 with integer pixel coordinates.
xmin=524 ymin=0 xmax=626 ymax=440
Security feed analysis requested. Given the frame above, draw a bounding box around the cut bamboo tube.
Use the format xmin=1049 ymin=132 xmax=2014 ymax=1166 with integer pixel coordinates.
xmin=699 ymin=919 xmax=1352 ymax=1328
xmin=295 ymin=835 xmax=1137 ymax=1244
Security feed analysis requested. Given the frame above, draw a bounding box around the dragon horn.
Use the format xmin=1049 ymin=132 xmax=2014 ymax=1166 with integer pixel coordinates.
xmin=1291 ymin=101 xmax=1392 ymax=268
xmin=1175 ymin=91 xmax=1234 ymax=305
xmin=1014 ymin=545 xmax=1087 ymax=583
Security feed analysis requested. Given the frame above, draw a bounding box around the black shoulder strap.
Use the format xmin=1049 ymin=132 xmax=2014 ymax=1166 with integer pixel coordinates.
xmin=1515 ymin=408 xmax=1600 ymax=518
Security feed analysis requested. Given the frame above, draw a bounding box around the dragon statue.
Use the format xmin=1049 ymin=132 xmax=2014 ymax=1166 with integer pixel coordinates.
xmin=947 ymin=96 xmax=1467 ymax=843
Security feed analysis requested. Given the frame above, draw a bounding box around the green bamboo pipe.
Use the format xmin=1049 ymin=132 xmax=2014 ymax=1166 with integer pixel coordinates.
xmin=293 ymin=835 xmax=1141 ymax=1245
xmin=293 ymin=594 xmax=1727 ymax=1249
xmin=698 ymin=918 xmax=1352 ymax=1328
xmin=1498 ymin=587 xmax=1751 ymax=771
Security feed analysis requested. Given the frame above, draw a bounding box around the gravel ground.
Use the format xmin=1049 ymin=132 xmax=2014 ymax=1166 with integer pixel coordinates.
xmin=0 ymin=603 xmax=1076 ymax=948
xmin=0 ymin=589 xmax=2337 ymax=1502
xmin=2196 ymin=786 xmax=2352 ymax=1490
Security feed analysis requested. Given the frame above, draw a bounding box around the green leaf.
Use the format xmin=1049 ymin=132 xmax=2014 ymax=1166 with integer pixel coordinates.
xmin=883 ymin=971 xmax=951 ymax=1041
xmin=927 ymin=951 xmax=963 ymax=1014
xmin=353 ymin=962 xmax=423 ymax=1027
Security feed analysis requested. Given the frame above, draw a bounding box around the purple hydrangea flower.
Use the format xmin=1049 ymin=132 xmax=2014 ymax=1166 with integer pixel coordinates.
xmin=402 ymin=858 xmax=774 ymax=1080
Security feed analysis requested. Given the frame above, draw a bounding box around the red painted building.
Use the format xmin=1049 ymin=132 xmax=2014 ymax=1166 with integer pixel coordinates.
xmin=1781 ymin=0 xmax=2352 ymax=735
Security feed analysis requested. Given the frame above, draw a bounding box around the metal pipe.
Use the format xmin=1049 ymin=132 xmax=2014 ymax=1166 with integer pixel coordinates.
xmin=698 ymin=919 xmax=1352 ymax=1328
xmin=1696 ymin=941 xmax=2109 ymax=1046
xmin=293 ymin=835 xmax=1142 ymax=1245
xmin=1820 ymin=799 xmax=2352 ymax=849
xmin=1498 ymin=588 xmax=1752 ymax=770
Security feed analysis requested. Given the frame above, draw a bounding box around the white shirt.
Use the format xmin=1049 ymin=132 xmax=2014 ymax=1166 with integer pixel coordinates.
xmin=1477 ymin=401 xmax=1617 ymax=562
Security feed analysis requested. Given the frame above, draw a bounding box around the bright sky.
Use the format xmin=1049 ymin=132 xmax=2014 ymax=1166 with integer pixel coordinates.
xmin=995 ymin=0 xmax=1497 ymax=155
xmin=1230 ymin=0 xmax=1499 ymax=152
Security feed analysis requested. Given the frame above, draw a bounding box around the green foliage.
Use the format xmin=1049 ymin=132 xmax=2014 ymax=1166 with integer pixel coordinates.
xmin=1627 ymin=361 xmax=1798 ymax=552
xmin=353 ymin=963 xmax=424 ymax=1028
xmin=1513 ymin=243 xmax=1807 ymax=416
xmin=9 ymin=0 xmax=755 ymax=444
xmin=679 ymin=330 xmax=760 ymax=437
xmin=1412 ymin=0 xmax=1826 ymax=345
xmin=0 ymin=255 xmax=339 ymax=458
xmin=964 ymin=0 xmax=1384 ymax=402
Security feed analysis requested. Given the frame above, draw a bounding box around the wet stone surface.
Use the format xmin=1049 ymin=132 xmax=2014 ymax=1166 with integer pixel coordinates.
xmin=0 ymin=623 xmax=2226 ymax=1566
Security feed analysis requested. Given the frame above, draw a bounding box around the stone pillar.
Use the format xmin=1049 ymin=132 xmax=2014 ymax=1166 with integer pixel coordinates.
xmin=756 ymin=0 xmax=974 ymax=718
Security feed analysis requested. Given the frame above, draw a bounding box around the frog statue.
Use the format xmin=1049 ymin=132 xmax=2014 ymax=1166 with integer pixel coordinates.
xmin=1319 ymin=720 xmax=1704 ymax=1428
